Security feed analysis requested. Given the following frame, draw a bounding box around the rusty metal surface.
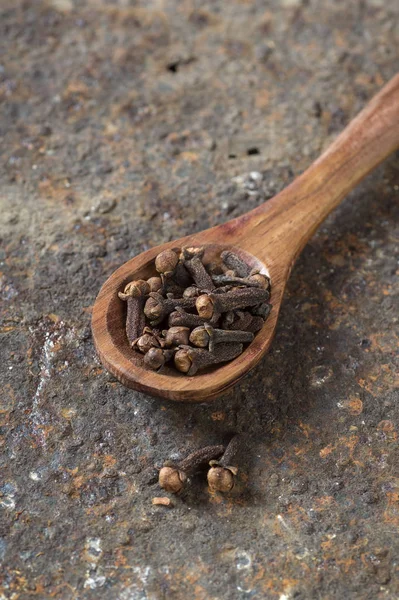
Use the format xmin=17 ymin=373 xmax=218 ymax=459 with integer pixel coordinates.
xmin=1 ymin=0 xmax=398 ymax=598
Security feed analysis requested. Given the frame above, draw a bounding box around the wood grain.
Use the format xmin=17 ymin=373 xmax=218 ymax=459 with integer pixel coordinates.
xmin=92 ymin=74 xmax=399 ymax=402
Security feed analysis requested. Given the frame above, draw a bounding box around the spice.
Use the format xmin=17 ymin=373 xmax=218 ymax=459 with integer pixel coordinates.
xmin=143 ymin=347 xmax=175 ymax=370
xmin=221 ymin=251 xmax=251 ymax=278
xmin=174 ymin=343 xmax=243 ymax=376
xmin=181 ymin=247 xmax=215 ymax=290
xmin=147 ymin=276 xmax=163 ymax=293
xmin=222 ymin=310 xmax=253 ymax=331
xmin=196 ymin=287 xmax=269 ymax=320
xmin=207 ymin=435 xmax=241 ymax=493
xmin=247 ymin=316 xmax=265 ymax=333
xmin=133 ymin=332 xmax=160 ymax=354
xmin=119 ymin=246 xmax=272 ymax=374
xmin=190 ymin=324 xmax=254 ymax=352
xmin=118 ymin=280 xmax=150 ymax=344
xmin=144 ymin=292 xmax=196 ymax=326
xmin=152 ymin=497 xmax=173 ymax=507
xmin=247 ymin=272 xmax=270 ymax=290
xmin=163 ymin=326 xmax=190 ymax=347
xmin=155 ymin=249 xmax=179 ymax=275
xmin=252 ymin=302 xmax=272 ymax=319
xmin=183 ymin=286 xmax=201 ymax=299
xmin=168 ymin=309 xmax=218 ymax=329
xmin=159 ymin=444 xmax=224 ymax=493
xmin=212 ymin=272 xmax=270 ymax=291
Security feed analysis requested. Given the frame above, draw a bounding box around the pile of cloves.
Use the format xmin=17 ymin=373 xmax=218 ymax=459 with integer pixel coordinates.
xmin=118 ymin=247 xmax=272 ymax=375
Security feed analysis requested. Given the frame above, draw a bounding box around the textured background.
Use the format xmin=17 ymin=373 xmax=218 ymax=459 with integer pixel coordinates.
xmin=1 ymin=1 xmax=398 ymax=598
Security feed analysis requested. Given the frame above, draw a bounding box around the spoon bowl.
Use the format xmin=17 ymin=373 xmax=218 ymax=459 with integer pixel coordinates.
xmin=92 ymin=74 xmax=399 ymax=402
xmin=92 ymin=240 xmax=284 ymax=402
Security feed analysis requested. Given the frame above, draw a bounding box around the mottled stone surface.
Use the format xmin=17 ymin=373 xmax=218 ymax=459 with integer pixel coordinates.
xmin=1 ymin=1 xmax=398 ymax=598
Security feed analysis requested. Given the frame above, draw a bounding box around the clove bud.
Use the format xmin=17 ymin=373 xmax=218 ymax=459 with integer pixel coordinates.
xmin=118 ymin=279 xmax=150 ymax=344
xmin=221 ymin=251 xmax=251 ymax=278
xmin=190 ymin=324 xmax=254 ymax=352
xmin=162 ymin=326 xmax=190 ymax=347
xmin=144 ymin=292 xmax=196 ymax=326
xmin=174 ymin=343 xmax=243 ymax=376
xmin=196 ymin=287 xmax=269 ymax=320
xmin=207 ymin=435 xmax=241 ymax=493
xmin=181 ymin=247 xmax=215 ymax=290
xmin=159 ymin=444 xmax=224 ymax=493
xmin=143 ymin=347 xmax=175 ymax=370
xmin=155 ymin=249 xmax=179 ymax=275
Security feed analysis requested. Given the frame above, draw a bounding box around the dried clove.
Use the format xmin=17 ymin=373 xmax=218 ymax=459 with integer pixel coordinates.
xmin=247 ymin=273 xmax=270 ymax=290
xmin=159 ymin=444 xmax=224 ymax=493
xmin=196 ymin=287 xmax=269 ymax=319
xmin=118 ymin=280 xmax=150 ymax=344
xmin=162 ymin=326 xmax=190 ymax=347
xmin=183 ymin=286 xmax=201 ymax=299
xmin=174 ymin=343 xmax=243 ymax=376
xmin=251 ymin=302 xmax=272 ymax=319
xmin=211 ymin=272 xmax=270 ymax=291
xmin=168 ymin=308 xmax=219 ymax=329
xmin=143 ymin=347 xmax=175 ymax=370
xmin=247 ymin=316 xmax=265 ymax=333
xmin=222 ymin=310 xmax=253 ymax=331
xmin=207 ymin=435 xmax=241 ymax=492
xmin=147 ymin=276 xmax=163 ymax=293
xmin=155 ymin=249 xmax=179 ymax=275
xmin=221 ymin=251 xmax=251 ymax=278
xmin=133 ymin=332 xmax=160 ymax=354
xmin=181 ymin=247 xmax=215 ymax=290
xmin=144 ymin=292 xmax=196 ymax=326
xmin=190 ymin=324 xmax=254 ymax=352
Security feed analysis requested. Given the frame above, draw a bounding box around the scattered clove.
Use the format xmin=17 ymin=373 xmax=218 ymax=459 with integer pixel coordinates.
xmin=152 ymin=497 xmax=173 ymax=507
xmin=207 ymin=435 xmax=241 ymax=492
xmin=118 ymin=247 xmax=272 ymax=374
xmin=159 ymin=444 xmax=224 ymax=493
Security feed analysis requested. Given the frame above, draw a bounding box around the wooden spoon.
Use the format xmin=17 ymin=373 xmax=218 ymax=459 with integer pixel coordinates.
xmin=92 ymin=74 xmax=399 ymax=402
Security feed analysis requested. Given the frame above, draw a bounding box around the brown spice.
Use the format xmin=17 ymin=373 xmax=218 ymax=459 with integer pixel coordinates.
xmin=190 ymin=324 xmax=254 ymax=352
xmin=181 ymin=247 xmax=215 ymax=290
xmin=196 ymin=287 xmax=269 ymax=319
xmin=152 ymin=497 xmax=173 ymax=507
xmin=155 ymin=249 xmax=179 ymax=275
xmin=163 ymin=326 xmax=190 ymax=347
xmin=168 ymin=308 xmax=218 ymax=329
xmin=144 ymin=292 xmax=196 ymax=326
xmin=118 ymin=280 xmax=150 ymax=344
xmin=221 ymin=250 xmax=251 ymax=278
xmin=207 ymin=435 xmax=241 ymax=493
xmin=143 ymin=347 xmax=175 ymax=370
xmin=174 ymin=343 xmax=243 ymax=376
xmin=159 ymin=444 xmax=224 ymax=494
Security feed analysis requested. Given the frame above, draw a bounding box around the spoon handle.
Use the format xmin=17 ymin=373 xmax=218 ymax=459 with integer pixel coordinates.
xmin=237 ymin=73 xmax=399 ymax=268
